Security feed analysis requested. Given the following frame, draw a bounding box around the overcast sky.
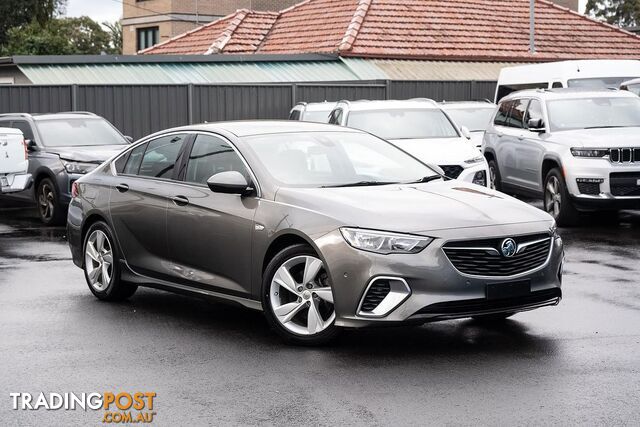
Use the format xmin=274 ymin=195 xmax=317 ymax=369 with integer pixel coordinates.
xmin=63 ymin=0 xmax=588 ymax=24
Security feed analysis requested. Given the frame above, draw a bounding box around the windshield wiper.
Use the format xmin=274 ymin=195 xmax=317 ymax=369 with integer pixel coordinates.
xmin=404 ymin=175 xmax=443 ymax=184
xmin=321 ymin=181 xmax=398 ymax=188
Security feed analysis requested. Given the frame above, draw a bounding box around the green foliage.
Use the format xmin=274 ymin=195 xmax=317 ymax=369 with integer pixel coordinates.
xmin=0 ymin=0 xmax=66 ymax=46
xmin=103 ymin=21 xmax=123 ymax=54
xmin=586 ymin=0 xmax=640 ymax=26
xmin=3 ymin=17 xmax=117 ymax=55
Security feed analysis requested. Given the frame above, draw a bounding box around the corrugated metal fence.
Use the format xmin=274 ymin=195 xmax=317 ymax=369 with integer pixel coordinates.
xmin=0 ymin=80 xmax=496 ymax=139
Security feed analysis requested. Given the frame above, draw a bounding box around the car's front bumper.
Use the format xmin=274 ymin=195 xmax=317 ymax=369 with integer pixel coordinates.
xmin=457 ymin=161 xmax=490 ymax=187
xmin=315 ymin=222 xmax=563 ymax=328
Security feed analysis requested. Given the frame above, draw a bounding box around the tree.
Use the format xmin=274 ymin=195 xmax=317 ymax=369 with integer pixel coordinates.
xmin=3 ymin=17 xmax=114 ymax=55
xmin=103 ymin=21 xmax=123 ymax=54
xmin=586 ymin=0 xmax=640 ymax=26
xmin=0 ymin=0 xmax=66 ymax=47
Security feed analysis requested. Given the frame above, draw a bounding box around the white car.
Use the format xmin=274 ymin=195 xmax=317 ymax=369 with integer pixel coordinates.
xmin=328 ymin=99 xmax=489 ymax=187
xmin=289 ymin=102 xmax=336 ymax=123
xmin=440 ymin=100 xmax=497 ymax=149
xmin=0 ymin=127 xmax=31 ymax=193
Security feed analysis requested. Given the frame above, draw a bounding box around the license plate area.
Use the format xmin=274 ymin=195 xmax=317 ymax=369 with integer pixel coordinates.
xmin=486 ymin=280 xmax=531 ymax=299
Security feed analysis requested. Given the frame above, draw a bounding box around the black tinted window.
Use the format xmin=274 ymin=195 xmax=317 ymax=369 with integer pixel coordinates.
xmin=185 ymin=134 xmax=248 ymax=185
xmin=494 ymin=101 xmax=512 ymax=126
xmin=289 ymin=110 xmax=301 ymax=120
xmin=507 ymin=99 xmax=527 ymax=129
xmin=496 ymin=83 xmax=546 ymax=101
xmin=114 ymin=153 xmax=129 ymax=173
xmin=123 ymin=143 xmax=147 ymax=175
xmin=139 ymin=134 xmax=187 ymax=179
xmin=11 ymin=121 xmax=34 ymax=140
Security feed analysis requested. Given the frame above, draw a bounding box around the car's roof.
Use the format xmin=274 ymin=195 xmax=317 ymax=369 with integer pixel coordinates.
xmin=337 ymin=99 xmax=440 ymax=111
xmin=502 ymin=88 xmax=635 ymax=101
xmin=170 ymin=120 xmax=360 ymax=137
xmin=439 ymin=101 xmax=496 ymax=109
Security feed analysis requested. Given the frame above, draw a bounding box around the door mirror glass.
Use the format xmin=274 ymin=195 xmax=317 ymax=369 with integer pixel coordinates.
xmin=207 ymin=171 xmax=253 ymax=195
xmin=527 ymin=118 xmax=545 ymax=132
xmin=459 ymin=126 xmax=471 ymax=139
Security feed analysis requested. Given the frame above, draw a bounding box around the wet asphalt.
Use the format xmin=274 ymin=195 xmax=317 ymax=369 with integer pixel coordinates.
xmin=0 ymin=199 xmax=639 ymax=426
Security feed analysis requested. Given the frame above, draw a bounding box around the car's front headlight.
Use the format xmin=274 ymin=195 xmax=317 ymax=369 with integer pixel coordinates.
xmin=464 ymin=156 xmax=485 ymax=164
xmin=340 ymin=228 xmax=433 ymax=254
xmin=63 ymin=160 xmax=98 ymax=174
xmin=570 ymin=148 xmax=608 ymax=158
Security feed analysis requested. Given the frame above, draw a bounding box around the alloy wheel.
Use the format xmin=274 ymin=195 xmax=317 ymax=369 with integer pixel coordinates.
xmin=84 ymin=230 xmax=114 ymax=292
xmin=38 ymin=182 xmax=55 ymax=221
xmin=545 ymin=176 xmax=562 ymax=219
xmin=269 ymin=255 xmax=335 ymax=336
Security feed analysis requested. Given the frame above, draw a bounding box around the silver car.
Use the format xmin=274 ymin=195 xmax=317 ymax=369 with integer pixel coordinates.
xmin=67 ymin=121 xmax=563 ymax=345
xmin=483 ymin=88 xmax=640 ymax=226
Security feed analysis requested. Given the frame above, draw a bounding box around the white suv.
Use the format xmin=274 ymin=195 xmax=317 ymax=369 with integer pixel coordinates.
xmin=483 ymin=88 xmax=640 ymax=225
xmin=328 ymin=99 xmax=488 ymax=186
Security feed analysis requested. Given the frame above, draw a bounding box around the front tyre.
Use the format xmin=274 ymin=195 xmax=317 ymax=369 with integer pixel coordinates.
xmin=543 ymin=168 xmax=579 ymax=226
xmin=262 ymin=244 xmax=340 ymax=345
xmin=83 ymin=221 xmax=137 ymax=301
xmin=488 ymin=159 xmax=502 ymax=191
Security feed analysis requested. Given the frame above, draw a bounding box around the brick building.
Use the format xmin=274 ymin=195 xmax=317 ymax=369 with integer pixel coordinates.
xmin=122 ymin=0 xmax=300 ymax=54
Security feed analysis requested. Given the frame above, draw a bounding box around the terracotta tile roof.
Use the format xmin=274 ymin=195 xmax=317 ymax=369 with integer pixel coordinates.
xmin=142 ymin=0 xmax=640 ymax=61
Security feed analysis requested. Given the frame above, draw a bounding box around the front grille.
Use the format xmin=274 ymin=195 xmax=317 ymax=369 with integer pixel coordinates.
xmin=610 ymin=148 xmax=640 ymax=163
xmin=413 ymin=288 xmax=561 ymax=316
xmin=443 ymin=233 xmax=552 ymax=277
xmin=439 ymin=165 xmax=464 ymax=179
xmin=577 ymin=181 xmax=600 ymax=195
xmin=360 ymin=280 xmax=391 ymax=313
xmin=610 ymin=172 xmax=640 ymax=197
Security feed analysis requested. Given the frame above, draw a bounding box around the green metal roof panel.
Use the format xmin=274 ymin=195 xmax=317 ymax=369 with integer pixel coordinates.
xmin=18 ymin=61 xmax=360 ymax=84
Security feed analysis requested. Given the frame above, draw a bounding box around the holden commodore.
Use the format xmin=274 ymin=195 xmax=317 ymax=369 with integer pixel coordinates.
xmin=67 ymin=121 xmax=563 ymax=345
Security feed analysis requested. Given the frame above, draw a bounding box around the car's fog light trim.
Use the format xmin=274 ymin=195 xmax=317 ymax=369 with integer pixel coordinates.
xmin=357 ymin=276 xmax=411 ymax=318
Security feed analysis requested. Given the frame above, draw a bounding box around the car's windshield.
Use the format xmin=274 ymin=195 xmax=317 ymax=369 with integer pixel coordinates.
xmin=302 ymin=110 xmax=332 ymax=123
xmin=546 ymin=97 xmax=640 ymax=131
xmin=346 ymin=109 xmax=459 ymax=140
xmin=34 ymin=118 xmax=127 ymax=147
xmin=444 ymin=107 xmax=495 ymax=132
xmin=567 ymin=77 xmax=637 ymax=88
xmin=243 ymin=131 xmax=438 ymax=188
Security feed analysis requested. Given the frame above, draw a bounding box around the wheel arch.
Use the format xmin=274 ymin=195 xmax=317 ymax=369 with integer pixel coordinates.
xmin=483 ymin=148 xmax=496 ymax=162
xmin=262 ymin=232 xmax=317 ymax=274
xmin=542 ymin=156 xmax=563 ymax=184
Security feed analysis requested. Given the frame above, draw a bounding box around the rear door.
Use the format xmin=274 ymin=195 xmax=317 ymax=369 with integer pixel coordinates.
xmin=109 ymin=133 xmax=191 ymax=277
xmin=517 ymin=99 xmax=547 ymax=191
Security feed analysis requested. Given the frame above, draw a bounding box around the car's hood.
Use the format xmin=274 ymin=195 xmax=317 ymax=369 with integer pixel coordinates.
xmin=43 ymin=145 xmax=128 ymax=162
xmin=552 ymin=127 xmax=640 ymax=148
xmin=275 ymin=181 xmax=551 ymax=234
xmin=388 ymin=137 xmax=480 ymax=165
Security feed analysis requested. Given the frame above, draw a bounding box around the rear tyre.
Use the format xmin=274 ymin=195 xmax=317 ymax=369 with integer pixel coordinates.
xmin=36 ymin=177 xmax=65 ymax=225
xmin=262 ymin=244 xmax=340 ymax=346
xmin=543 ymin=168 xmax=579 ymax=226
xmin=83 ymin=221 xmax=137 ymax=301
xmin=472 ymin=312 xmax=514 ymax=323
xmin=488 ymin=159 xmax=502 ymax=191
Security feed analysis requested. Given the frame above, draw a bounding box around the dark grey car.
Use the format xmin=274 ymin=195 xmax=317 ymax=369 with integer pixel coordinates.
xmin=0 ymin=112 xmax=130 ymax=224
xmin=67 ymin=121 xmax=564 ymax=345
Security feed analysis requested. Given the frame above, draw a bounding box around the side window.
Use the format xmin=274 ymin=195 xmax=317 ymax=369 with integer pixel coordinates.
xmin=11 ymin=120 xmax=35 ymax=141
xmin=328 ymin=109 xmax=343 ymax=125
xmin=122 ymin=143 xmax=148 ymax=175
xmin=525 ymin=99 xmax=544 ymax=127
xmin=289 ymin=109 xmax=301 ymax=120
xmin=139 ymin=134 xmax=187 ymax=179
xmin=494 ymin=101 xmax=512 ymax=126
xmin=114 ymin=152 xmax=129 ymax=174
xmin=507 ymin=99 xmax=527 ymax=129
xmin=551 ymin=82 xmax=563 ymax=88
xmin=185 ymin=134 xmax=249 ymax=185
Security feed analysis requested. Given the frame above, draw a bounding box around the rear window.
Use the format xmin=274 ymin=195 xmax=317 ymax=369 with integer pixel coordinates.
xmin=346 ymin=109 xmax=459 ymax=139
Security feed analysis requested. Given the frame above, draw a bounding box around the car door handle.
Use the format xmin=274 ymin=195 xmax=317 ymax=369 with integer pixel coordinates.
xmin=171 ymin=195 xmax=189 ymax=206
xmin=497 ymin=133 xmax=503 ymax=138
xmin=518 ymin=135 xmax=525 ymax=140
xmin=115 ymin=183 xmax=129 ymax=193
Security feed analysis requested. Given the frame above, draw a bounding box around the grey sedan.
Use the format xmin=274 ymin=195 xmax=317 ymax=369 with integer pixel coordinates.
xmin=67 ymin=121 xmax=564 ymax=345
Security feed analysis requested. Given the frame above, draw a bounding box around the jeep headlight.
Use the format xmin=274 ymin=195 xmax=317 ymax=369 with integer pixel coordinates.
xmin=340 ymin=228 xmax=433 ymax=254
xmin=63 ymin=160 xmax=98 ymax=174
xmin=464 ymin=156 xmax=485 ymax=164
xmin=570 ymin=148 xmax=608 ymax=158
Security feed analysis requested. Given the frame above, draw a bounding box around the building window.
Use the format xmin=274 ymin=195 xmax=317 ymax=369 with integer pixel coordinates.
xmin=137 ymin=27 xmax=159 ymax=51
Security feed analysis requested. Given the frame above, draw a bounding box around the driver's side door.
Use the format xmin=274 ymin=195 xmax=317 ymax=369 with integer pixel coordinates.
xmin=165 ymin=133 xmax=258 ymax=296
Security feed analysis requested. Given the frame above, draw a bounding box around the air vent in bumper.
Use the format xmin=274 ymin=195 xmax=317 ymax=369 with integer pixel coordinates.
xmin=439 ymin=165 xmax=464 ymax=179
xmin=610 ymin=172 xmax=640 ymax=197
xmin=357 ymin=277 xmax=411 ymax=318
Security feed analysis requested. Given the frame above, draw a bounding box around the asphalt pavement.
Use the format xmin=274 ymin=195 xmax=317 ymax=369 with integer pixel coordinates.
xmin=1 ymin=199 xmax=639 ymax=426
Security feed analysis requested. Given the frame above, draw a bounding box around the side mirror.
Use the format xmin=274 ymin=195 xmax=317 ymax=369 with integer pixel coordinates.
xmin=460 ymin=126 xmax=471 ymax=140
xmin=207 ymin=171 xmax=254 ymax=196
xmin=25 ymin=139 xmax=38 ymax=151
xmin=125 ymin=136 xmax=134 ymax=143
xmin=527 ymin=118 xmax=545 ymax=132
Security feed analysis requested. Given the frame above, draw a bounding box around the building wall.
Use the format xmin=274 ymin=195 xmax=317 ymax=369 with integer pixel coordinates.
xmin=122 ymin=0 xmax=300 ymax=54
xmin=552 ymin=0 xmax=580 ymax=11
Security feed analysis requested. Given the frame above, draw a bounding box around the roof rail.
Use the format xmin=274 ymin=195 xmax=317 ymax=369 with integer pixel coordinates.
xmin=0 ymin=112 xmax=32 ymax=118
xmin=56 ymin=111 xmax=98 ymax=116
xmin=408 ymin=97 xmax=439 ymax=106
xmin=336 ymin=99 xmax=351 ymax=105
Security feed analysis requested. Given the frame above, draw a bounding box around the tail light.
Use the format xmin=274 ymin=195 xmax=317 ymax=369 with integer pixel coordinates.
xmin=71 ymin=181 xmax=80 ymax=198
xmin=22 ymin=139 xmax=28 ymax=160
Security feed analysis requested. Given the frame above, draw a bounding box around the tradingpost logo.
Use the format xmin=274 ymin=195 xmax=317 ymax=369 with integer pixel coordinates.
xmin=10 ymin=392 xmax=157 ymax=424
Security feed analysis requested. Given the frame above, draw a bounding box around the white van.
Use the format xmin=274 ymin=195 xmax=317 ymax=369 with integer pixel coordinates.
xmin=0 ymin=127 xmax=31 ymax=193
xmin=495 ymin=60 xmax=640 ymax=101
